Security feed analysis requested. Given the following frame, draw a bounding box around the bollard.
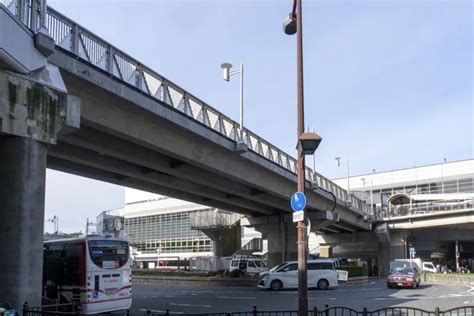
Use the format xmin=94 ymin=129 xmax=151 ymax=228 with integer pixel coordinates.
xmin=313 ymin=306 xmax=318 ymax=316
xmin=166 ymin=309 xmax=170 ymax=316
xmin=435 ymin=307 xmax=440 ymax=316
xmin=325 ymin=304 xmax=329 ymax=316
xmin=127 ymin=310 xmax=130 ymax=316
xmin=23 ymin=302 xmax=28 ymax=315
xmin=76 ymin=304 xmax=82 ymax=315
xmin=146 ymin=309 xmax=151 ymax=316
xmin=363 ymin=307 xmax=368 ymax=316
xmin=253 ymin=305 xmax=257 ymax=316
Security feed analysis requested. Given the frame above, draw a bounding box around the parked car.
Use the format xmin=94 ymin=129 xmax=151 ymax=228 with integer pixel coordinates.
xmin=0 ymin=303 xmax=17 ymax=316
xmin=258 ymin=259 xmax=338 ymax=291
xmin=387 ymin=267 xmax=421 ymax=289
xmin=229 ymin=257 xmax=267 ymax=276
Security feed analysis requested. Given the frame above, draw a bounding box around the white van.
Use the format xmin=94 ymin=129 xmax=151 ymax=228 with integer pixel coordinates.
xmin=229 ymin=257 xmax=267 ymax=275
xmin=257 ymin=259 xmax=338 ymax=291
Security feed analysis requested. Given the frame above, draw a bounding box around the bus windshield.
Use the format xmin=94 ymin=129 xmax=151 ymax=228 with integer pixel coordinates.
xmin=88 ymin=240 xmax=129 ymax=269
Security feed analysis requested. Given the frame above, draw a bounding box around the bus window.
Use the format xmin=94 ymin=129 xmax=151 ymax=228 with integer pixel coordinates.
xmin=88 ymin=240 xmax=129 ymax=269
xmin=64 ymin=243 xmax=85 ymax=286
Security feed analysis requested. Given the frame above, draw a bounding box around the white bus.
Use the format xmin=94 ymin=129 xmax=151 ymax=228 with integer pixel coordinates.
xmin=43 ymin=235 xmax=132 ymax=314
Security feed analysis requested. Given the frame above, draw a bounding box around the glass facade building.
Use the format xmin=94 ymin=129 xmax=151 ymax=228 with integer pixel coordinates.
xmin=103 ymin=195 xmax=216 ymax=263
xmin=125 ymin=209 xmax=213 ymax=254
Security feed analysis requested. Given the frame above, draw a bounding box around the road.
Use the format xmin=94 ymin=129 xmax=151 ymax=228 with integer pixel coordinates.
xmin=128 ymin=279 xmax=474 ymax=314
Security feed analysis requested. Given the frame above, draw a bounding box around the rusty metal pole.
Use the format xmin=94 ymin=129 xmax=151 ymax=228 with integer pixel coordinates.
xmin=296 ymin=0 xmax=308 ymax=315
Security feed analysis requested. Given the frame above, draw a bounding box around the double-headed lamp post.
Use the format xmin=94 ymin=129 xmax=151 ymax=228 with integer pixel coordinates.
xmin=335 ymin=157 xmax=352 ymax=206
xmin=221 ymin=61 xmax=246 ymax=149
xmin=283 ymin=1 xmax=322 ymax=315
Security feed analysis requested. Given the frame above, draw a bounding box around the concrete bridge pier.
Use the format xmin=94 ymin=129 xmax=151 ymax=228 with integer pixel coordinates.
xmin=242 ymin=215 xmax=297 ymax=268
xmin=0 ymin=137 xmax=47 ymax=309
xmin=0 ymin=69 xmax=79 ymax=309
xmin=201 ymin=225 xmax=242 ymax=257
xmin=242 ymin=211 xmax=338 ymax=268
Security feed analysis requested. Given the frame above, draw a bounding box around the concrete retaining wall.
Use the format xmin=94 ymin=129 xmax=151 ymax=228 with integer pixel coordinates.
xmin=134 ymin=275 xmax=368 ymax=287
xmin=423 ymin=273 xmax=474 ymax=286
xmin=133 ymin=275 xmax=257 ymax=287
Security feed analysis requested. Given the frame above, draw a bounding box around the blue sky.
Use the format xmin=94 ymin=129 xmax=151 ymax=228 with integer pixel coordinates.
xmin=45 ymin=0 xmax=473 ymax=233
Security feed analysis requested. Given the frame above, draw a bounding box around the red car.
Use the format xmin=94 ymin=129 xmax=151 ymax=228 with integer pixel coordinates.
xmin=387 ymin=267 xmax=420 ymax=289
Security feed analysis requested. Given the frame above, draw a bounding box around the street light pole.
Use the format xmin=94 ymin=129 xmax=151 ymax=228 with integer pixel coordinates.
xmin=283 ymin=1 xmax=316 ymax=313
xmin=295 ymin=0 xmax=308 ymax=314
xmin=221 ymin=61 xmax=244 ymax=141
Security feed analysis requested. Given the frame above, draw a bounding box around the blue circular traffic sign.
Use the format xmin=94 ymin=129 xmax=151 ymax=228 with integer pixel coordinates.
xmin=291 ymin=191 xmax=306 ymax=212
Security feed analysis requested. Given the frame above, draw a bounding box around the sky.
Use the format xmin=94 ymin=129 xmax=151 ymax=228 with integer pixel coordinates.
xmin=44 ymin=0 xmax=473 ymax=233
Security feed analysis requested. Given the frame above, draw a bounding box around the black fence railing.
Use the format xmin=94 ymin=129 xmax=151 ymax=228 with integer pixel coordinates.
xmin=22 ymin=304 xmax=474 ymax=316
xmin=23 ymin=302 xmax=81 ymax=315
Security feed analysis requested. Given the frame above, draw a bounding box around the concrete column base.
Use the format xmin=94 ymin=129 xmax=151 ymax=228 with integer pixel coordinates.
xmin=0 ymin=136 xmax=47 ymax=309
xmin=201 ymin=225 xmax=242 ymax=257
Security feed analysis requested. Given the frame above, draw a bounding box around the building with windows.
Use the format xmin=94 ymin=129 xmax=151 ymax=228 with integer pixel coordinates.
xmin=333 ymin=158 xmax=474 ymax=209
xmin=330 ymin=159 xmax=474 ymax=271
xmin=107 ymin=195 xmax=213 ymax=268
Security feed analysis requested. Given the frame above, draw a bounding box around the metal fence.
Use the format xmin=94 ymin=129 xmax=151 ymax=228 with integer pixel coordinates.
xmin=139 ymin=306 xmax=474 ymax=316
xmin=1 ymin=0 xmax=373 ymax=219
xmin=380 ymin=199 xmax=474 ymax=220
xmin=189 ymin=209 xmax=241 ymax=230
xmin=22 ymin=304 xmax=474 ymax=316
xmin=23 ymin=302 xmax=80 ymax=315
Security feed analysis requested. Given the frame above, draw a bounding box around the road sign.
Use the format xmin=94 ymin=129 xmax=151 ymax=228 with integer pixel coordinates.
xmin=293 ymin=210 xmax=304 ymax=222
xmin=291 ymin=191 xmax=306 ymax=212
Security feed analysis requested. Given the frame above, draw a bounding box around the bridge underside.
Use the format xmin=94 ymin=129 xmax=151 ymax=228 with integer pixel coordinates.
xmin=45 ymin=55 xmax=370 ymax=232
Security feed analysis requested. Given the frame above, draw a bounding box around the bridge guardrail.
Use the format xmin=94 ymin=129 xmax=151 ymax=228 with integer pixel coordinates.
xmin=189 ymin=209 xmax=241 ymax=229
xmin=2 ymin=2 xmax=372 ymax=218
xmin=380 ymin=199 xmax=474 ymax=220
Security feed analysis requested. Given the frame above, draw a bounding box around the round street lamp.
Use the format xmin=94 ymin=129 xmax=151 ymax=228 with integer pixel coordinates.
xmin=282 ymin=0 xmax=320 ymax=315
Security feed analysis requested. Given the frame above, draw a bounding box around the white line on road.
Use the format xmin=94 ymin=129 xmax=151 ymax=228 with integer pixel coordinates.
xmin=169 ymin=303 xmax=212 ymax=308
xmin=217 ymin=296 xmax=257 ymax=300
xmin=308 ymin=297 xmax=336 ymax=300
xmin=140 ymin=309 xmax=183 ymax=314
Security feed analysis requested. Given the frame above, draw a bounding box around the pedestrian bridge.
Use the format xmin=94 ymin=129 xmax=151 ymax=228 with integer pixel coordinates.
xmin=379 ymin=193 xmax=474 ymax=229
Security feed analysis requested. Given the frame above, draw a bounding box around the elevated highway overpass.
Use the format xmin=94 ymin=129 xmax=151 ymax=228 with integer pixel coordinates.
xmin=0 ymin=1 xmax=372 ymax=309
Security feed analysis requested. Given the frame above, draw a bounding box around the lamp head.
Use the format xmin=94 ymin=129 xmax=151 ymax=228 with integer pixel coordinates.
xmin=283 ymin=13 xmax=297 ymax=35
xmin=220 ymin=63 xmax=233 ymax=81
xmin=297 ymin=131 xmax=322 ymax=155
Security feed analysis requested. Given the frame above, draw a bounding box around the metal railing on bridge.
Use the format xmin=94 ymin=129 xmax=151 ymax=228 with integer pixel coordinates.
xmin=1 ymin=0 xmax=372 ymax=218
xmin=379 ymin=199 xmax=474 ymax=220
xmin=189 ymin=209 xmax=241 ymax=230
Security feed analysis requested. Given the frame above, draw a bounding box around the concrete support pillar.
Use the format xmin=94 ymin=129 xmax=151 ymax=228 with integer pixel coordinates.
xmin=377 ymin=230 xmax=407 ymax=277
xmin=0 ymin=67 xmax=76 ymax=310
xmin=202 ymin=225 xmax=242 ymax=257
xmin=264 ymin=223 xmax=298 ymax=268
xmin=0 ymin=136 xmax=47 ymax=309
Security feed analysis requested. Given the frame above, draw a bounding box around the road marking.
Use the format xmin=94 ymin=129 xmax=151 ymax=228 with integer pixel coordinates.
xmin=169 ymin=303 xmax=212 ymax=308
xmin=336 ymin=287 xmax=387 ymax=292
xmin=217 ymin=296 xmax=256 ymax=299
xmin=308 ymin=297 xmax=336 ymax=300
xmin=140 ymin=309 xmax=183 ymax=314
xmin=464 ymin=300 xmax=470 ymax=305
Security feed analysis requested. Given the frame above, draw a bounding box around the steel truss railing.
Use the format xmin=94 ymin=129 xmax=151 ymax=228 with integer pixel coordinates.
xmin=189 ymin=209 xmax=241 ymax=229
xmin=2 ymin=2 xmax=371 ymax=218
xmin=380 ymin=199 xmax=474 ymax=220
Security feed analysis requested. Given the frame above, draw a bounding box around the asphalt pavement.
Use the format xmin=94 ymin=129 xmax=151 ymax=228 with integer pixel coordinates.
xmin=127 ymin=279 xmax=474 ymax=314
